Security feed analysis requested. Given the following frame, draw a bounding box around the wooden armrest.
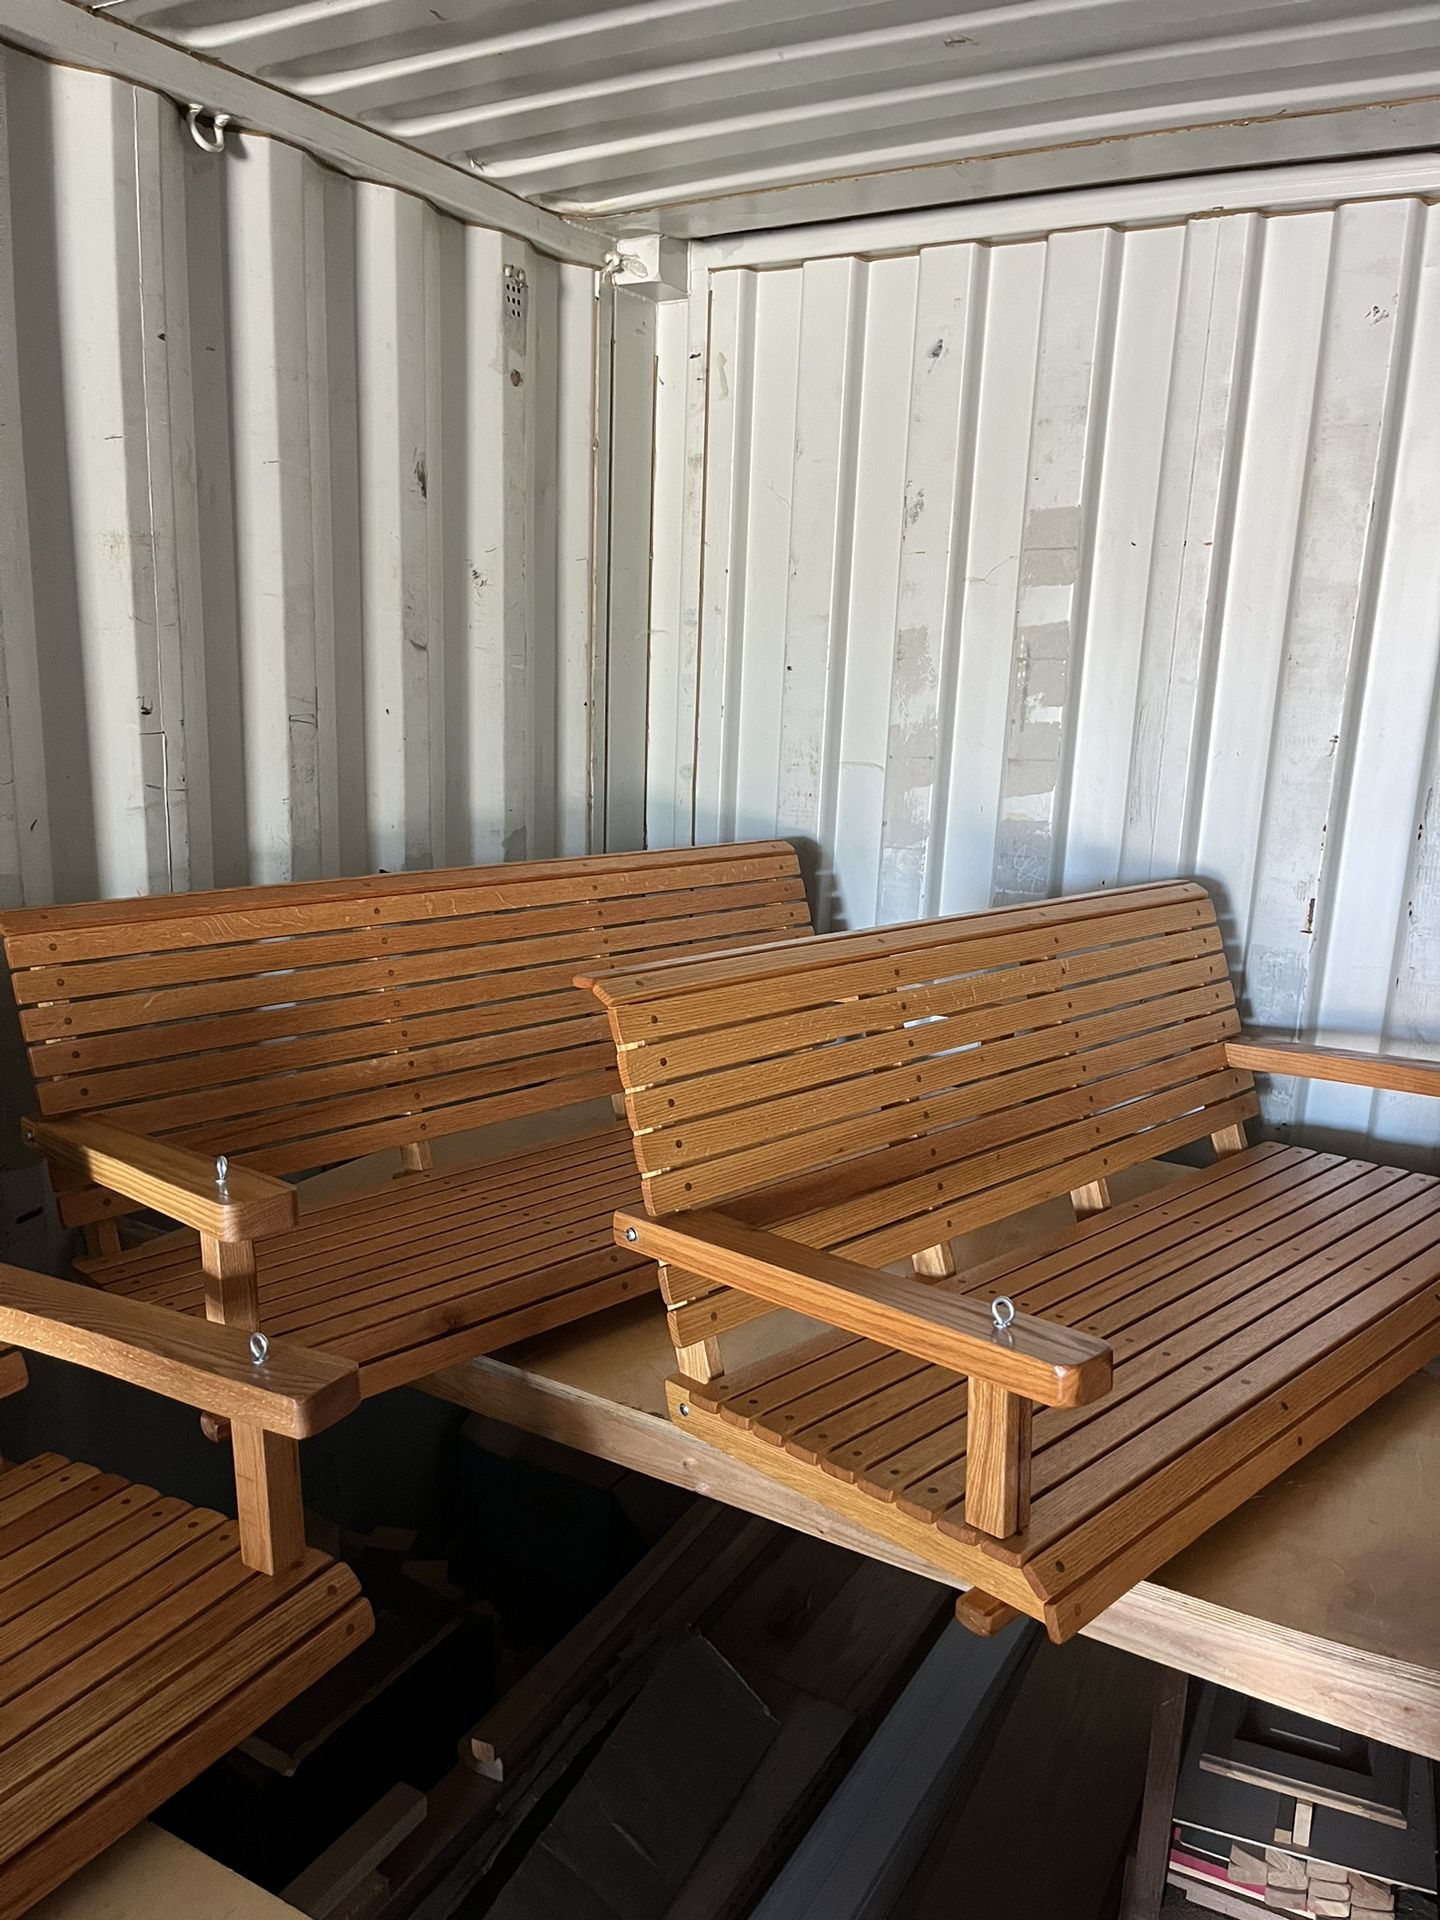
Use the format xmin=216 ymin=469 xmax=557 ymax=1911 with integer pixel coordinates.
xmin=0 ymin=1265 xmax=358 ymax=1438
xmin=617 ymin=1209 xmax=1111 ymax=1409
xmin=1226 ymin=1035 xmax=1440 ymax=1099
xmin=21 ymin=1115 xmax=297 ymax=1242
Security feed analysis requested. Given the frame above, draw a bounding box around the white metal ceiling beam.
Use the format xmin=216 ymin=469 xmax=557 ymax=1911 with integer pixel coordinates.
xmin=691 ymin=146 xmax=1440 ymax=268
xmin=0 ymin=0 xmax=615 ymax=267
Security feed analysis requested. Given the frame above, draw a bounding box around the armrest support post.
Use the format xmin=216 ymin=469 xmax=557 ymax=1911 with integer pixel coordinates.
xmin=201 ymin=1233 xmax=260 ymax=1331
xmin=966 ymin=1378 xmax=1032 ymax=1539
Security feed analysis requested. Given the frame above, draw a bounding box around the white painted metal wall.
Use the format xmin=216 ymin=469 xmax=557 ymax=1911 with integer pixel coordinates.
xmin=0 ymin=41 xmax=602 ymax=912
xmin=647 ymin=163 xmax=1440 ymax=1166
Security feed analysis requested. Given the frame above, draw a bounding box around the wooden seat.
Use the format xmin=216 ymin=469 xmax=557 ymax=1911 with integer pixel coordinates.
xmin=88 ymin=1125 xmax=647 ymax=1396
xmin=0 ymin=1273 xmax=371 ymax=1918
xmin=579 ymin=881 xmax=1440 ymax=1642
xmin=0 ymin=842 xmax=813 ymax=1572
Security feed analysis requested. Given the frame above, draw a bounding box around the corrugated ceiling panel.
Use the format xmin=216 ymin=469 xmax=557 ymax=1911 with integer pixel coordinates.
xmin=0 ymin=41 xmax=600 ymax=911
xmin=653 ymin=187 xmax=1440 ymax=1166
xmin=90 ymin=0 xmax=1440 ymax=228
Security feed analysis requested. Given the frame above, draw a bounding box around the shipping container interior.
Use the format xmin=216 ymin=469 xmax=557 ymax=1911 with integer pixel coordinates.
xmin=1 ymin=3 xmax=1439 ymax=1917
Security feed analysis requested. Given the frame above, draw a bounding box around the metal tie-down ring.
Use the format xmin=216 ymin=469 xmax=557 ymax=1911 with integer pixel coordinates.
xmin=186 ymin=104 xmax=231 ymax=154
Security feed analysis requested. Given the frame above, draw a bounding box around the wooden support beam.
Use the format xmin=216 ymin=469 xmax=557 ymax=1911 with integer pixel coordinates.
xmin=1212 ymin=1123 xmax=1249 ymax=1157
xmin=1121 ymin=1666 xmax=1188 ymax=1920
xmin=964 ymin=1378 xmax=1032 ymax=1539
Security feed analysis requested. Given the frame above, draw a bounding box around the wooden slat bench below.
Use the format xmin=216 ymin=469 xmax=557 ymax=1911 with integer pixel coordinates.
xmin=0 ymin=1454 xmax=370 ymax=1920
xmin=84 ymin=1126 xmax=650 ymax=1398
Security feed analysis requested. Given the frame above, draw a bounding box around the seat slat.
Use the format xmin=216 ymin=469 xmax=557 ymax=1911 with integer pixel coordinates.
xmin=767 ymin=1351 xmax=930 ymax=1463
xmin=0 ymin=1453 xmax=371 ymax=1918
xmin=1016 ymin=1177 xmax=1440 ymax=1506
xmin=0 ymin=1529 xmax=243 ymax=1738
xmin=0 ymin=1554 xmax=357 ymax=1852
xmin=349 ymin=1259 xmax=647 ymax=1397
xmin=716 ymin=1336 xmax=888 ymax=1438
xmin=0 ymin=1501 xmax=217 ymax=1656
xmin=1038 ymin=1303 xmax=1440 ymax=1640
xmin=799 ymin=1367 xmax=959 ymax=1483
xmin=1006 ymin=1199 xmax=1440 ymax=1555
xmin=0 ymin=1459 xmax=91 ymax=1531
xmin=0 ymin=1474 xmax=170 ymax=1612
xmin=957 ymin=1146 xmax=1335 ymax=1319
xmin=865 ymin=1165 xmax=1421 ymax=1528
xmin=122 ymin=1137 xmax=638 ymax=1306
xmin=0 ymin=1476 xmax=134 ymax=1577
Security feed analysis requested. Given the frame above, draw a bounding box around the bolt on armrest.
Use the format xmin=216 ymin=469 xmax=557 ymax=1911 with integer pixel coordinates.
xmin=22 ymin=1115 xmax=297 ymax=1242
xmin=614 ymin=1207 xmax=1112 ymax=1410
xmin=0 ymin=1264 xmax=358 ymax=1438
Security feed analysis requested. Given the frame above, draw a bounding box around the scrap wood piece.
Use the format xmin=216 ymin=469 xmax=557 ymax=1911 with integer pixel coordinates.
xmin=463 ymin=1500 xmax=771 ymax=1779
xmin=282 ymin=1783 xmax=426 ymax=1919
xmin=485 ymin=1635 xmax=777 ymax=1920
xmin=661 ymin=1694 xmax=855 ymax=1920
xmin=244 ymin=1605 xmax=459 ymax=1775
xmin=752 ymin=1619 xmax=1033 ymax=1920
xmin=954 ymin=1587 xmax=1021 ymax=1638
xmin=0 ymin=1347 xmax=27 ymax=1399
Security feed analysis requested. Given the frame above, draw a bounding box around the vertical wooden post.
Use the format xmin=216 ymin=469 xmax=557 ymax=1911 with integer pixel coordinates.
xmin=232 ymin=1426 xmax=307 ymax=1576
xmin=1121 ymin=1666 xmax=1189 ymax=1920
xmin=1071 ymin=1178 xmax=1113 ymax=1218
xmin=201 ymin=1234 xmax=306 ymax=1575
xmin=662 ymin=1264 xmax=725 ymax=1382
xmin=84 ymin=1220 xmax=122 ymax=1259
xmin=674 ymin=1337 xmax=723 ymax=1383
xmin=1211 ymin=1123 xmax=1248 ymax=1158
xmin=964 ymin=1378 xmax=1032 ymax=1539
xmin=200 ymin=1234 xmax=260 ymax=1330
xmin=398 ymin=1140 xmax=434 ymax=1177
xmin=913 ymin=1241 xmax=957 ymax=1279
xmin=610 ymin=1091 xmax=629 ymax=1122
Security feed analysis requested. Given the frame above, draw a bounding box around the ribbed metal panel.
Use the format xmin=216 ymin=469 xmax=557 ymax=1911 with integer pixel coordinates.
xmin=89 ymin=0 xmax=1440 ymax=231
xmin=650 ymin=181 xmax=1440 ymax=1165
xmin=0 ymin=41 xmax=601 ymax=913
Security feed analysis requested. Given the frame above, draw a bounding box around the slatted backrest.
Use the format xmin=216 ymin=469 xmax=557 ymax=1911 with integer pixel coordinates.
xmin=0 ymin=842 xmax=812 ymax=1226
xmin=582 ymin=882 xmax=1258 ymax=1346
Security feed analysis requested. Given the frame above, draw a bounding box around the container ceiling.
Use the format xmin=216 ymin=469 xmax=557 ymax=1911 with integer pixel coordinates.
xmin=81 ymin=1 xmax=1440 ymax=237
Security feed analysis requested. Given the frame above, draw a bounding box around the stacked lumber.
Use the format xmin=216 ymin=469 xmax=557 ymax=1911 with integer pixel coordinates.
xmin=1177 ymin=1841 xmax=1401 ymax=1917
xmin=329 ymin=1496 xmax=951 ymax=1920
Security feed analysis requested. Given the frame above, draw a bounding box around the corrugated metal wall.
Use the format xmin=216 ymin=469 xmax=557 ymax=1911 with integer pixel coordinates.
xmin=648 ymin=183 xmax=1440 ymax=1165
xmin=0 ymin=42 xmax=601 ymax=912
